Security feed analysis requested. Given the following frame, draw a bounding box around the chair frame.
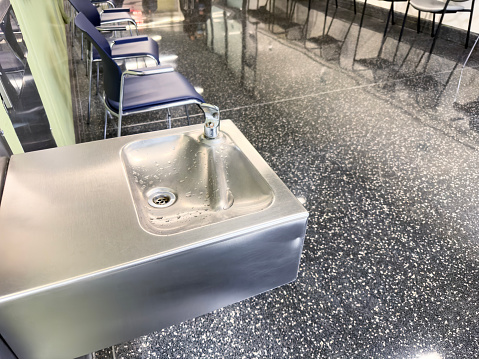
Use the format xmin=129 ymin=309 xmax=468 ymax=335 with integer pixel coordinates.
xmin=75 ymin=12 xmax=215 ymax=138
xmin=104 ymin=66 xmax=204 ymax=137
xmin=69 ymin=0 xmax=139 ymax=60
xmin=86 ymin=37 xmax=160 ymax=123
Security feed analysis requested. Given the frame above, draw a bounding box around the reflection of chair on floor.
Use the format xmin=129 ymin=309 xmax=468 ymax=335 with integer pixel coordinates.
xmin=355 ymin=34 xmax=458 ymax=108
xmin=0 ymin=6 xmax=25 ymax=75
xmin=452 ymin=97 xmax=479 ymax=133
xmin=398 ymin=0 xmax=475 ymax=53
xmin=250 ymin=0 xmax=307 ymax=37
xmin=75 ymin=13 xmax=218 ymax=138
xmin=304 ymin=2 xmax=355 ymax=62
xmin=352 ymin=18 xmax=414 ymax=81
xmin=75 ymin=14 xmax=160 ymax=122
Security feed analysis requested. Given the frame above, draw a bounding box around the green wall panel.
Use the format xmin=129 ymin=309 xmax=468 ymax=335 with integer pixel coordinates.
xmin=11 ymin=0 xmax=75 ymax=147
xmin=0 ymin=104 xmax=23 ymax=154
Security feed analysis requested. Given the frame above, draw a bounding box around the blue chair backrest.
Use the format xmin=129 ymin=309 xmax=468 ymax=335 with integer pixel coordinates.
xmin=69 ymin=0 xmax=101 ymax=26
xmin=75 ymin=13 xmax=122 ymax=102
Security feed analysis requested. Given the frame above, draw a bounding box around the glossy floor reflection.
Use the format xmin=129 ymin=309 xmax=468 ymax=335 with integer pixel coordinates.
xmin=70 ymin=0 xmax=479 ymax=357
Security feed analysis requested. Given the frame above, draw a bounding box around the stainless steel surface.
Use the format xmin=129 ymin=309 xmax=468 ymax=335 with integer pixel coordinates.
xmin=121 ymin=131 xmax=273 ymax=235
xmin=200 ymin=103 xmax=220 ymax=139
xmin=0 ymin=120 xmax=308 ymax=359
xmin=147 ymin=187 xmax=177 ymax=208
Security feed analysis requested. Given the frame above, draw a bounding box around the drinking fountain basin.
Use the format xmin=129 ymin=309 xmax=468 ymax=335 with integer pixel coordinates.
xmin=120 ymin=132 xmax=274 ymax=235
xmin=0 ymin=120 xmax=308 ymax=359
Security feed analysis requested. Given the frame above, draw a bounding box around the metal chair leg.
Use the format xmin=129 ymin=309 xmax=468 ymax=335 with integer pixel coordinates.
xmin=325 ymin=0 xmax=330 ymax=28
xmin=185 ymin=105 xmax=190 ymax=125
xmin=383 ymin=4 xmax=393 ymax=37
xmin=96 ymin=63 xmax=100 ymax=95
xmin=88 ymin=48 xmax=93 ymax=124
xmin=391 ymin=0 xmax=395 ymax=25
xmin=104 ymin=110 xmax=108 ymax=139
xmin=417 ymin=11 xmax=421 ymax=33
xmin=117 ymin=112 xmax=123 ymax=137
xmin=359 ymin=0 xmax=367 ymax=28
xmin=398 ymin=1 xmax=410 ymax=43
xmin=167 ymin=108 xmax=172 ymax=129
xmin=86 ymin=40 xmax=89 ymax=77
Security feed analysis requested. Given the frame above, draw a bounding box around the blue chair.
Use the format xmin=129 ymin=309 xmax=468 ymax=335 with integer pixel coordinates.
xmin=75 ymin=13 xmax=218 ymax=138
xmin=69 ymin=0 xmax=138 ymax=59
xmin=70 ymin=0 xmax=137 ymax=33
xmin=75 ymin=14 xmax=160 ymax=122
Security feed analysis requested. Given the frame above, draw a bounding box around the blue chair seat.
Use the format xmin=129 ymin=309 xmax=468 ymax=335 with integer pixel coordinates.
xmin=100 ymin=11 xmax=135 ymax=24
xmin=106 ymin=71 xmax=204 ymax=112
xmin=92 ymin=36 xmax=159 ymax=62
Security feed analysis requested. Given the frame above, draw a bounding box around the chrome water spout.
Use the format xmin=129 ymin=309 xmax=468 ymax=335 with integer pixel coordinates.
xmin=200 ymin=104 xmax=220 ymax=139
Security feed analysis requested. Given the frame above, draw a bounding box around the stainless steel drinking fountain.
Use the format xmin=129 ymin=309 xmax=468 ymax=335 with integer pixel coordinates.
xmin=0 ymin=120 xmax=308 ymax=359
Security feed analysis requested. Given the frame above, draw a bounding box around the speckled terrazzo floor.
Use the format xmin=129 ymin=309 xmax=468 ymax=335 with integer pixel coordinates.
xmin=70 ymin=0 xmax=479 ymax=358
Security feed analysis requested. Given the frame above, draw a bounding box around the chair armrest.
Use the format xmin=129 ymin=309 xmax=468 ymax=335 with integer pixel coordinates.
xmin=113 ymin=36 xmax=149 ymax=45
xmin=96 ymin=25 xmax=127 ymax=32
xmin=102 ymin=8 xmax=131 ymax=13
xmin=123 ymin=65 xmax=175 ymax=77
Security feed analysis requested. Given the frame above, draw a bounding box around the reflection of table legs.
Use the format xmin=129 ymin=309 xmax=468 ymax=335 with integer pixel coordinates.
xmin=454 ymin=34 xmax=479 ymax=103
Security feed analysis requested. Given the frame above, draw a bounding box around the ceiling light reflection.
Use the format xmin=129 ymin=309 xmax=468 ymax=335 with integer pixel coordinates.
xmin=416 ymin=351 xmax=443 ymax=359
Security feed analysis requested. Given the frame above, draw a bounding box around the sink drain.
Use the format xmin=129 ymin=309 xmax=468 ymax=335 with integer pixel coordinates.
xmin=147 ymin=188 xmax=177 ymax=208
